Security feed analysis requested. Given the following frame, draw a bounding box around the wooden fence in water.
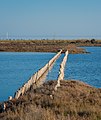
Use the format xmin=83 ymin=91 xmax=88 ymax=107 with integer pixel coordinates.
xmin=55 ymin=50 xmax=68 ymax=90
xmin=0 ymin=49 xmax=69 ymax=113
xmin=14 ymin=50 xmax=62 ymax=99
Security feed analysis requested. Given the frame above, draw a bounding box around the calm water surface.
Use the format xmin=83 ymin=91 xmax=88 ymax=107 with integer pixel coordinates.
xmin=47 ymin=47 xmax=101 ymax=88
xmin=0 ymin=52 xmax=55 ymax=102
xmin=0 ymin=47 xmax=101 ymax=102
xmin=64 ymin=47 xmax=101 ymax=88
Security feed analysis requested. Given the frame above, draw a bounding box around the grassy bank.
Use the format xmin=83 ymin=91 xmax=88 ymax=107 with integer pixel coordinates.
xmin=0 ymin=39 xmax=101 ymax=53
xmin=0 ymin=80 xmax=101 ymax=120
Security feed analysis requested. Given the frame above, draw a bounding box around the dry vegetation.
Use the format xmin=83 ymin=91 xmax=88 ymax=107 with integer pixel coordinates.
xmin=0 ymin=80 xmax=101 ymax=120
xmin=0 ymin=39 xmax=101 ymax=53
xmin=0 ymin=39 xmax=101 ymax=119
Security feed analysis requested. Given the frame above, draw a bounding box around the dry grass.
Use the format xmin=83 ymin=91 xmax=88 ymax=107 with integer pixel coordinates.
xmin=0 ymin=80 xmax=101 ymax=120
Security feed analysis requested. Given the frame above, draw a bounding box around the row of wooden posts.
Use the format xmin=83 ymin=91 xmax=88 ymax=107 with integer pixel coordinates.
xmin=1 ymin=49 xmax=69 ymax=112
xmin=55 ymin=50 xmax=68 ymax=91
xmin=8 ymin=49 xmax=68 ymax=100
xmin=14 ymin=50 xmax=63 ymax=99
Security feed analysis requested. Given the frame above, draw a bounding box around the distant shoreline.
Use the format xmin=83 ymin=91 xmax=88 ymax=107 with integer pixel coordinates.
xmin=0 ymin=39 xmax=101 ymax=54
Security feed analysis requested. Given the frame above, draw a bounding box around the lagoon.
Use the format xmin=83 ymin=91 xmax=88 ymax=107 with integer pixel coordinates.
xmin=64 ymin=47 xmax=101 ymax=88
xmin=0 ymin=47 xmax=101 ymax=102
xmin=0 ymin=52 xmax=55 ymax=102
xmin=47 ymin=47 xmax=101 ymax=88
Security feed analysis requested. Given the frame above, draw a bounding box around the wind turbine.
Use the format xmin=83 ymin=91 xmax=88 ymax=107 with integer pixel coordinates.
xmin=6 ymin=32 xmax=8 ymax=40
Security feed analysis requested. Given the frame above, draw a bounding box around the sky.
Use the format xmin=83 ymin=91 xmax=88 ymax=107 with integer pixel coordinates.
xmin=0 ymin=0 xmax=101 ymax=39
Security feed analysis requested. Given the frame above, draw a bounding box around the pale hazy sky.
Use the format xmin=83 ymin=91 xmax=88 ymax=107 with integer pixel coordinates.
xmin=0 ymin=0 xmax=101 ymax=39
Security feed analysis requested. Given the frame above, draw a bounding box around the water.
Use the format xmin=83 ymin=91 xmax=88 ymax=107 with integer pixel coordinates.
xmin=64 ymin=47 xmax=101 ymax=88
xmin=0 ymin=52 xmax=55 ymax=102
xmin=0 ymin=47 xmax=101 ymax=102
xmin=46 ymin=53 xmax=64 ymax=80
xmin=47 ymin=47 xmax=101 ymax=88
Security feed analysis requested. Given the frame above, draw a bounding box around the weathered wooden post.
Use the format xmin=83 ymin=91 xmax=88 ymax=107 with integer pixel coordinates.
xmin=14 ymin=50 xmax=62 ymax=99
xmin=55 ymin=50 xmax=68 ymax=91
